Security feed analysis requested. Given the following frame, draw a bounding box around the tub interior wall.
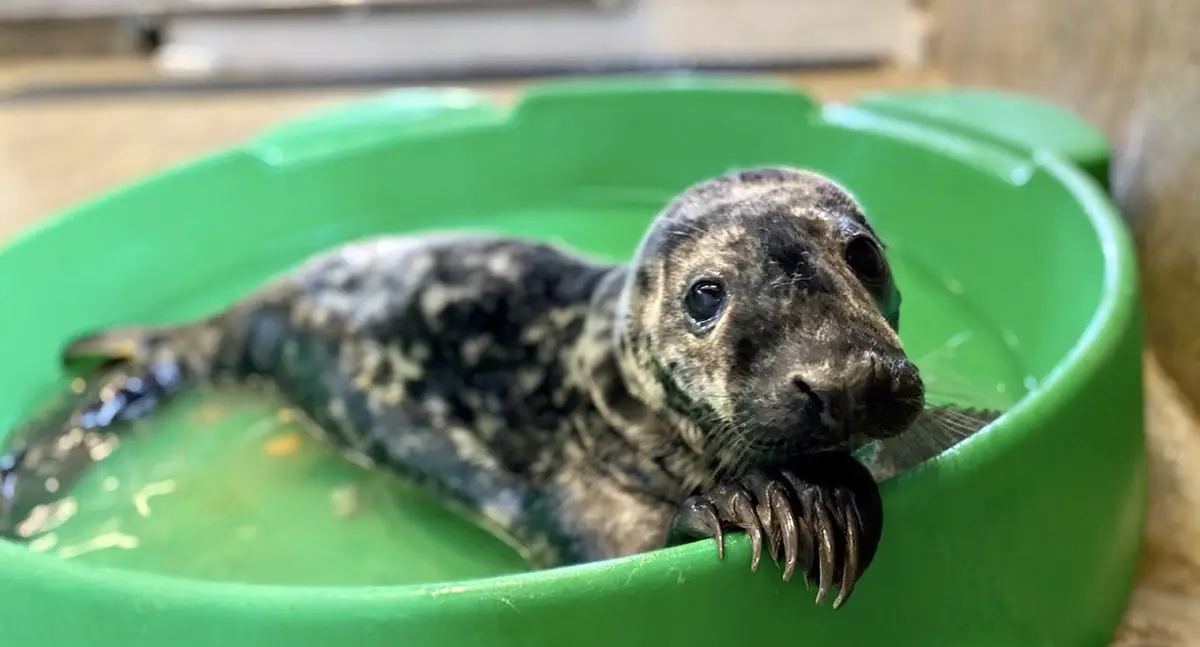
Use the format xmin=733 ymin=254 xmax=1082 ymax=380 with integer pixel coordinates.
xmin=0 ymin=89 xmax=1106 ymax=429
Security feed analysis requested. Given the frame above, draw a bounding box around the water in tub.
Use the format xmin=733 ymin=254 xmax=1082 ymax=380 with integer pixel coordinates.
xmin=6 ymin=206 xmax=1027 ymax=587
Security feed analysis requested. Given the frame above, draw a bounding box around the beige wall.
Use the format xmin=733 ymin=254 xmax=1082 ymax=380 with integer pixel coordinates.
xmin=932 ymin=0 xmax=1200 ymax=402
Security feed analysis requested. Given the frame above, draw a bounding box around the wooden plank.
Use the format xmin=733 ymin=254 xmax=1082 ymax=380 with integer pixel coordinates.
xmin=0 ymin=0 xmax=596 ymax=21
xmin=154 ymin=0 xmax=912 ymax=77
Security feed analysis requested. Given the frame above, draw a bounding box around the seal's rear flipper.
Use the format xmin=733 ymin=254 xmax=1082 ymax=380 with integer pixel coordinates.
xmin=61 ymin=325 xmax=168 ymax=369
xmin=1 ymin=341 xmax=194 ymax=540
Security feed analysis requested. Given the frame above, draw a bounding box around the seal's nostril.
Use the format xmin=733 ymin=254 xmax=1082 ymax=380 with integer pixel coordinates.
xmin=792 ymin=376 xmax=824 ymax=414
xmin=792 ymin=375 xmax=811 ymax=393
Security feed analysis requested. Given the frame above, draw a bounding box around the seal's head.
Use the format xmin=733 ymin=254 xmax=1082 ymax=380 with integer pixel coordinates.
xmin=615 ymin=166 xmax=924 ymax=469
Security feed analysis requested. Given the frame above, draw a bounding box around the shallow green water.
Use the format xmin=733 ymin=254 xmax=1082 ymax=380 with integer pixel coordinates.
xmin=14 ymin=204 xmax=1028 ymax=587
xmin=23 ymin=386 xmax=530 ymax=586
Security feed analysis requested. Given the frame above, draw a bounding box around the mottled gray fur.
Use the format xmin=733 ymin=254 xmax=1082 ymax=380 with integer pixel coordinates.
xmin=0 ymin=166 xmax=996 ymax=588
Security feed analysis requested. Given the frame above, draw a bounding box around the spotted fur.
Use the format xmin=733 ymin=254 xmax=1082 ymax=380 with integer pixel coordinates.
xmin=0 ymin=166 xmax=996 ymax=573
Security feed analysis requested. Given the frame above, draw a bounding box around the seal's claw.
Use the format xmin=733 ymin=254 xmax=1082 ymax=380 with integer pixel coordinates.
xmin=669 ymin=451 xmax=883 ymax=609
xmin=803 ymin=487 xmax=838 ymax=604
xmin=670 ymin=483 xmax=767 ymax=567
xmin=770 ymin=488 xmax=800 ymax=581
xmin=745 ymin=472 xmax=781 ymax=562
xmin=669 ymin=495 xmax=727 ymax=559
xmin=834 ymin=488 xmax=863 ymax=609
xmin=723 ymin=487 xmax=764 ymax=571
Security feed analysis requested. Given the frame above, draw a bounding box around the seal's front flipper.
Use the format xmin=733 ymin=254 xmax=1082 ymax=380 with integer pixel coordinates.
xmin=0 ymin=337 xmax=193 ymax=540
xmin=668 ymin=452 xmax=882 ymax=610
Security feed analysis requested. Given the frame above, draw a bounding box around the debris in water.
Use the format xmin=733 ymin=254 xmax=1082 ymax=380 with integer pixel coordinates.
xmin=236 ymin=525 xmax=259 ymax=541
xmin=190 ymin=404 xmax=226 ymax=425
xmin=1001 ymin=329 xmax=1021 ymax=351
xmin=133 ymin=479 xmax=178 ymax=518
xmin=28 ymin=532 xmax=58 ymax=553
xmin=69 ymin=378 xmax=86 ymax=394
xmin=330 ymin=486 xmax=361 ymax=518
xmin=265 ymin=432 xmax=302 ymax=457
xmin=57 ymin=530 xmax=140 ymax=559
xmin=276 ymin=408 xmax=298 ymax=424
xmin=103 ymin=476 xmax=120 ymax=492
xmin=942 ymin=275 xmax=965 ymax=295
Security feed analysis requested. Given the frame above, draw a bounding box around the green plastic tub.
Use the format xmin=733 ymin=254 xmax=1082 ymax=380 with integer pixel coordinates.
xmin=0 ymin=77 xmax=1143 ymax=646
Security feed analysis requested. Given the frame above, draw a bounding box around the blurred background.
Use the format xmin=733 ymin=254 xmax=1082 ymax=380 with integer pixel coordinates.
xmin=0 ymin=0 xmax=1198 ymax=643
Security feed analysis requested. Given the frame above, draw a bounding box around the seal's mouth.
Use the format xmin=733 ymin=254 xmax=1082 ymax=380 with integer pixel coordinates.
xmin=729 ymin=432 xmax=854 ymax=472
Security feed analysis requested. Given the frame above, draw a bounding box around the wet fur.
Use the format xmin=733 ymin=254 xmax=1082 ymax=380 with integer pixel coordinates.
xmin=0 ymin=166 xmax=998 ymax=582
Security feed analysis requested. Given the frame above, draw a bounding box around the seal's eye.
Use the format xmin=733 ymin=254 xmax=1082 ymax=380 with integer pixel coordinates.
xmin=845 ymin=235 xmax=888 ymax=287
xmin=683 ymin=279 xmax=727 ymax=330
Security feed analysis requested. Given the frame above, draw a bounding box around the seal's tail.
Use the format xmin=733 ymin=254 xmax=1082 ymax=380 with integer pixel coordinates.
xmin=0 ymin=322 xmax=219 ymax=539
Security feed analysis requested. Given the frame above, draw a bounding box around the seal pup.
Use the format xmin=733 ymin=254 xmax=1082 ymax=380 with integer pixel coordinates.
xmin=0 ymin=165 xmax=998 ymax=608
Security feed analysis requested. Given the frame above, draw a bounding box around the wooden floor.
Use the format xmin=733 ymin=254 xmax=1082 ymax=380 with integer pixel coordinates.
xmin=1 ymin=58 xmax=1197 ymax=646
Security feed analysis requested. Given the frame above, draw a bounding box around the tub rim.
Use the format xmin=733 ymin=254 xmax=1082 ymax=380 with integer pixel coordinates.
xmin=0 ymin=77 xmax=1140 ymax=617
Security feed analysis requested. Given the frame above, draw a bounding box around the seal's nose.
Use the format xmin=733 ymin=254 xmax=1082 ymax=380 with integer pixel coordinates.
xmin=861 ymin=354 xmax=924 ymax=438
